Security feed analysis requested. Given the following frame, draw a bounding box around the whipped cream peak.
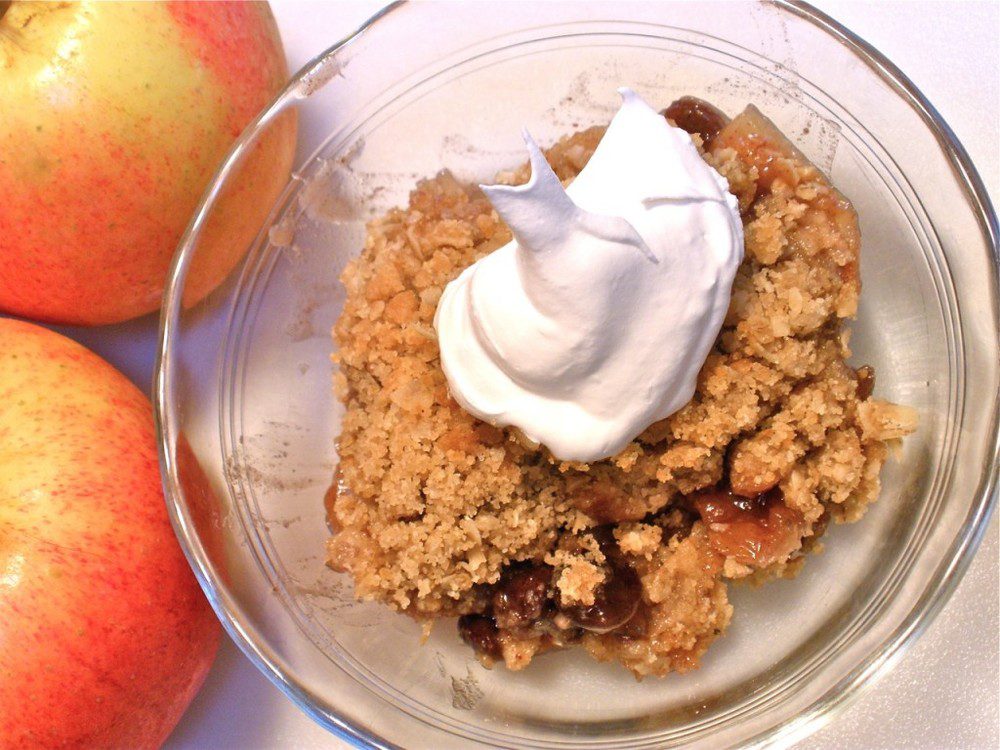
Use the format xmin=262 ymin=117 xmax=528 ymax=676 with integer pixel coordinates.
xmin=481 ymin=130 xmax=658 ymax=266
xmin=434 ymin=89 xmax=743 ymax=462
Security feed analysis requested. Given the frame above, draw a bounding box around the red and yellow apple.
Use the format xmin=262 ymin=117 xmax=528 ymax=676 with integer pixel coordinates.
xmin=0 ymin=319 xmax=221 ymax=748
xmin=0 ymin=1 xmax=297 ymax=326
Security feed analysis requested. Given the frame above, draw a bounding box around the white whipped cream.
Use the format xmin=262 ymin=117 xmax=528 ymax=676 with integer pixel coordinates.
xmin=433 ymin=89 xmax=743 ymax=462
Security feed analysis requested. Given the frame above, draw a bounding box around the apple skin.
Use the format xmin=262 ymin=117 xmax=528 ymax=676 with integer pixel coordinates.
xmin=0 ymin=319 xmax=221 ymax=748
xmin=0 ymin=1 xmax=297 ymax=326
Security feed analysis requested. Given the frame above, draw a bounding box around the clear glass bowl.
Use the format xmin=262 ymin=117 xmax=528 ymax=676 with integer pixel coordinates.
xmin=154 ymin=2 xmax=999 ymax=747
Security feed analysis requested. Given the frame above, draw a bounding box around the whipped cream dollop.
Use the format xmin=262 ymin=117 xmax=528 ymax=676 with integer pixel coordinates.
xmin=433 ymin=89 xmax=743 ymax=462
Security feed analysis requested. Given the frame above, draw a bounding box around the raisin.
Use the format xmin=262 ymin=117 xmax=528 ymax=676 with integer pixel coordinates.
xmin=664 ymin=96 xmax=729 ymax=149
xmin=694 ymin=487 xmax=773 ymax=523
xmin=492 ymin=564 xmax=553 ymax=630
xmin=559 ymin=563 xmax=642 ymax=634
xmin=458 ymin=614 xmax=503 ymax=661
xmin=617 ymin=602 xmax=651 ymax=640
xmin=855 ymin=365 xmax=875 ymax=401
xmin=557 ymin=528 xmax=642 ymax=634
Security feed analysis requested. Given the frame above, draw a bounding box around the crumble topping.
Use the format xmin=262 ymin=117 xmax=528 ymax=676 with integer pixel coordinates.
xmin=327 ymin=98 xmax=916 ymax=677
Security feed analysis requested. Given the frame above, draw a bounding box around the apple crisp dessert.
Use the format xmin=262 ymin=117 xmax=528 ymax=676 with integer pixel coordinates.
xmin=326 ymin=97 xmax=917 ymax=678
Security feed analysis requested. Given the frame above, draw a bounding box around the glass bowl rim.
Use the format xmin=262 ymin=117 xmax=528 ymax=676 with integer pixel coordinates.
xmin=154 ymin=1 xmax=1000 ymax=747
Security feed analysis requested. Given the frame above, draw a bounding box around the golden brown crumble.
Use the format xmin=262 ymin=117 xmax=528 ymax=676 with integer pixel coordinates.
xmin=327 ymin=99 xmax=916 ymax=678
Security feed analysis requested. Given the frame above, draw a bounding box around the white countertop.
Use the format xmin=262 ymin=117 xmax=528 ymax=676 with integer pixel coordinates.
xmin=67 ymin=2 xmax=998 ymax=748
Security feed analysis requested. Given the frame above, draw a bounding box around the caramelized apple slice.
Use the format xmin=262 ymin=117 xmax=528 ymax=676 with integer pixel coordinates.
xmin=692 ymin=487 xmax=805 ymax=568
xmin=710 ymin=104 xmax=819 ymax=191
xmin=712 ymin=105 xmax=861 ymax=311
